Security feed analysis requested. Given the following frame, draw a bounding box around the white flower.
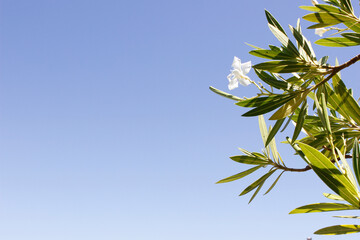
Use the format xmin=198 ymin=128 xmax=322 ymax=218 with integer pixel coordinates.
xmin=227 ymin=56 xmax=252 ymax=90
xmin=315 ymin=27 xmax=328 ymax=37
xmin=311 ymin=0 xmax=318 ymax=5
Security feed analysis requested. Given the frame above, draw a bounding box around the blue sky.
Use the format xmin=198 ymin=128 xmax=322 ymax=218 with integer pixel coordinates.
xmin=1 ymin=0 xmax=360 ymax=239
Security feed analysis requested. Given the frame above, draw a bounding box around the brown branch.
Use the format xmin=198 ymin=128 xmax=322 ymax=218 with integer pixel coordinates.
xmin=272 ymin=151 xmax=352 ymax=173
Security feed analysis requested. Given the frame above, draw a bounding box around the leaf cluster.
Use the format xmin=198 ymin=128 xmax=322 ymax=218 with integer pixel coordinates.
xmin=212 ymin=0 xmax=360 ymax=236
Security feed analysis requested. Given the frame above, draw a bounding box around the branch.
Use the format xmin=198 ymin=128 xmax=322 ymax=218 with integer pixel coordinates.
xmin=312 ymin=53 xmax=360 ymax=90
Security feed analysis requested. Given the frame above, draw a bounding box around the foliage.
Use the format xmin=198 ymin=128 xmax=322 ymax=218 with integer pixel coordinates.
xmin=211 ymin=0 xmax=360 ymax=236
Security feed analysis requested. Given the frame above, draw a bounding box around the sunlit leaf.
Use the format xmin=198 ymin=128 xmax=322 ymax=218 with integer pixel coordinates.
xmin=239 ymin=169 xmax=276 ymax=196
xmin=334 ymin=216 xmax=360 ymax=219
xmin=265 ymin=10 xmax=286 ymax=34
xmin=209 ymin=86 xmax=243 ymax=101
xmin=268 ymin=24 xmax=299 ymax=57
xmin=315 ymin=37 xmax=360 ymax=47
xmin=242 ymin=95 xmax=295 ymax=117
xmin=269 ymin=90 xmax=309 ymax=120
xmin=303 ymin=12 xmax=354 ymax=24
xmin=216 ymin=165 xmax=263 ymax=184
xmin=254 ymin=69 xmax=289 ymax=90
xmin=289 ymin=202 xmax=357 ymax=214
xmin=353 ymin=138 xmax=360 ymax=186
xmin=341 ymin=33 xmax=360 ymax=44
xmin=297 ymin=142 xmax=360 ymax=207
xmin=248 ymin=181 xmax=265 ymax=204
xmin=265 ymin=118 xmax=285 ymax=147
xmin=254 ymin=61 xmax=313 ymax=73
xmin=292 ymin=101 xmax=307 ymax=143
xmin=236 ymin=95 xmax=289 ymax=108
xmin=259 ymin=115 xmax=270 ymax=157
xmin=264 ymin=171 xmax=284 ymax=195
xmin=249 ymin=49 xmax=294 ymax=60
xmin=315 ymin=225 xmax=360 ymax=235
xmin=323 ymin=193 xmax=345 ymax=201
xmin=230 ymin=156 xmax=268 ymax=165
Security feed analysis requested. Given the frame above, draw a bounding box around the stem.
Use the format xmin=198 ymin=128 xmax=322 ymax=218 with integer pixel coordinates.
xmin=311 ymin=53 xmax=360 ymax=91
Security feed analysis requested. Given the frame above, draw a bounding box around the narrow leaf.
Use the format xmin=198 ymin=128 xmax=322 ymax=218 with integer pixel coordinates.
xmin=315 ymin=225 xmax=360 ymax=235
xmin=292 ymin=101 xmax=308 ymax=142
xmin=239 ymin=169 xmax=276 ymax=196
xmin=297 ymin=142 xmax=360 ymax=207
xmin=265 ymin=118 xmax=285 ymax=147
xmin=323 ymin=193 xmax=345 ymax=201
xmin=216 ymin=165 xmax=263 ymax=184
xmin=315 ymin=37 xmax=360 ymax=47
xmin=290 ymin=202 xmax=357 ymax=214
xmin=265 ymin=10 xmax=286 ymax=34
xmin=254 ymin=60 xmax=312 ymax=73
xmin=269 ymin=90 xmax=309 ymax=120
xmin=230 ymin=156 xmax=268 ymax=165
xmin=242 ymin=95 xmax=294 ymax=117
xmin=254 ymin=69 xmax=289 ymax=90
xmin=264 ymin=171 xmax=284 ymax=195
xmin=248 ymin=181 xmax=265 ymax=204
xmin=352 ymin=138 xmax=360 ymax=186
xmin=209 ymin=86 xmax=243 ymax=101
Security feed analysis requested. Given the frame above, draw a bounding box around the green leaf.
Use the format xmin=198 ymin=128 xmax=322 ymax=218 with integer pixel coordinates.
xmin=230 ymin=156 xmax=268 ymax=165
xmin=249 ymin=49 xmax=294 ymax=60
xmin=265 ymin=10 xmax=286 ymax=34
xmin=323 ymin=193 xmax=345 ymax=201
xmin=320 ymin=92 xmax=332 ymax=135
xmin=303 ymin=12 xmax=354 ymax=24
xmin=242 ymin=95 xmax=295 ymax=117
xmin=265 ymin=118 xmax=285 ymax=147
xmin=268 ymin=125 xmax=279 ymax=162
xmin=238 ymin=147 xmax=254 ymax=157
xmin=254 ymin=69 xmax=289 ymax=90
xmin=269 ymin=90 xmax=309 ymax=120
xmin=216 ymin=165 xmax=263 ymax=184
xmin=254 ymin=61 xmax=313 ymax=73
xmin=323 ymin=0 xmax=341 ymax=8
xmin=326 ymin=84 xmax=353 ymax=122
xmin=289 ymin=202 xmax=357 ymax=214
xmin=341 ymin=33 xmax=360 ymax=44
xmin=316 ymin=4 xmax=346 ymax=14
xmin=264 ymin=171 xmax=284 ymax=195
xmin=352 ymin=138 xmax=360 ymax=186
xmin=339 ymin=0 xmax=353 ymax=13
xmin=239 ymin=169 xmax=276 ymax=196
xmin=334 ymin=216 xmax=360 ymax=219
xmin=330 ymin=76 xmax=360 ymax=125
xmin=268 ymin=24 xmax=299 ymax=57
xmin=289 ymin=25 xmax=315 ymax=61
xmin=209 ymin=86 xmax=244 ymax=101
xmin=315 ymin=37 xmax=360 ymax=47
xmin=315 ymin=225 xmax=360 ymax=235
xmin=297 ymin=142 xmax=360 ymax=207
xmin=258 ymin=115 xmax=270 ymax=156
xmin=292 ymin=101 xmax=307 ymax=143
xmin=236 ymin=95 xmax=285 ymax=108
xmin=299 ymin=6 xmax=320 ymax=12
xmin=248 ymin=181 xmax=265 ymax=204
xmin=308 ymin=22 xmax=334 ymax=29
xmin=336 ymin=148 xmax=357 ymax=188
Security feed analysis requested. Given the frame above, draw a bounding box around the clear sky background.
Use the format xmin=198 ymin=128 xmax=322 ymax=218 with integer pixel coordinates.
xmin=1 ymin=0 xmax=360 ymax=239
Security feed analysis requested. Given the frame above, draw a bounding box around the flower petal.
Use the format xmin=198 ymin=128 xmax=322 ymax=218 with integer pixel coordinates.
xmin=240 ymin=61 xmax=252 ymax=75
xmin=231 ymin=56 xmax=242 ymax=71
xmin=227 ymin=74 xmax=239 ymax=90
xmin=315 ymin=28 xmax=327 ymax=37
xmin=238 ymin=77 xmax=251 ymax=86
